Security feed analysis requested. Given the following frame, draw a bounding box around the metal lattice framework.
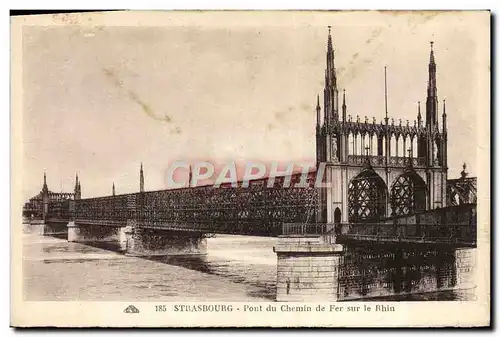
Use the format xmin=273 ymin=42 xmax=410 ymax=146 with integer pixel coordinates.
xmin=348 ymin=166 xmax=388 ymax=222
xmin=138 ymin=173 xmax=318 ymax=236
xmin=390 ymin=170 xmax=427 ymax=216
xmin=447 ymin=177 xmax=477 ymax=206
xmin=46 ymin=200 xmax=72 ymax=220
xmin=35 ymin=172 xmax=319 ymax=236
xmin=74 ymin=194 xmax=132 ymax=225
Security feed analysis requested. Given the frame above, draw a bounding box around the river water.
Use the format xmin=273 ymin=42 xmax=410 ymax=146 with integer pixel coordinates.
xmin=23 ymin=232 xmax=474 ymax=302
xmin=23 ymin=232 xmax=277 ymax=301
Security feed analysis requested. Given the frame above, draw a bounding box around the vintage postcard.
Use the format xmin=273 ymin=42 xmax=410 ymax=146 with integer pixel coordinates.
xmin=10 ymin=10 xmax=490 ymax=327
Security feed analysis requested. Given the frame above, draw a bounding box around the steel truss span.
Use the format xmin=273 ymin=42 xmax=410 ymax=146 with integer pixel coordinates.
xmin=138 ymin=173 xmax=318 ymax=236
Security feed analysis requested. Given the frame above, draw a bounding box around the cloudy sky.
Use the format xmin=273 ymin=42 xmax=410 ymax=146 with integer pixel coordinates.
xmin=19 ymin=11 xmax=488 ymax=199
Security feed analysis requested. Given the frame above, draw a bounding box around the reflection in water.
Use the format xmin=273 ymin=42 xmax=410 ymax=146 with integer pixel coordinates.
xmin=23 ymin=233 xmax=473 ymax=302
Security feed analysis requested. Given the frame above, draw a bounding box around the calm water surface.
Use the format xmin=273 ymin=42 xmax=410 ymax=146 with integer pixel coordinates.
xmin=23 ymin=233 xmax=473 ymax=301
xmin=23 ymin=233 xmax=277 ymax=301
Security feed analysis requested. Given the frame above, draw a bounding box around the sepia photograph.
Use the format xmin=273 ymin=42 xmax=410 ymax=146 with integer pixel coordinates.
xmin=10 ymin=10 xmax=490 ymax=327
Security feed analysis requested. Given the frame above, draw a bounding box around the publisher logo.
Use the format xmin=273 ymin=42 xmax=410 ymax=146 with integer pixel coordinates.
xmin=124 ymin=305 xmax=140 ymax=314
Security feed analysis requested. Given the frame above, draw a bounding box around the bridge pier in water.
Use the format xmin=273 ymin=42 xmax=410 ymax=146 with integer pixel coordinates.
xmin=274 ymin=236 xmax=345 ymax=302
xmin=123 ymin=227 xmax=207 ymax=257
xmin=67 ymin=222 xmax=128 ymax=250
xmin=29 ymin=220 xmax=69 ymax=236
xmin=274 ymin=230 xmax=476 ymax=302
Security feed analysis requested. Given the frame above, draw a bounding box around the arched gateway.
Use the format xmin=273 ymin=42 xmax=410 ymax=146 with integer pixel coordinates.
xmin=390 ymin=168 xmax=427 ymax=216
xmin=348 ymin=161 xmax=388 ymax=222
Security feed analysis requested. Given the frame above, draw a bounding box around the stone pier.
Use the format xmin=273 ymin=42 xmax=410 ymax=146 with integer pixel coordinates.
xmin=124 ymin=227 xmax=207 ymax=257
xmin=67 ymin=222 xmax=128 ymax=250
xmin=30 ymin=220 xmax=47 ymax=235
xmin=30 ymin=220 xmax=68 ymax=236
xmin=274 ymin=235 xmax=344 ymax=302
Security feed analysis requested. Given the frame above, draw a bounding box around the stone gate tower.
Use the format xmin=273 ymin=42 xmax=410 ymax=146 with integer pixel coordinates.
xmin=316 ymin=29 xmax=448 ymax=224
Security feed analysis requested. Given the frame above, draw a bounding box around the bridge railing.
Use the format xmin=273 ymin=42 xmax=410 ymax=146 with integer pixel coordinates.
xmin=282 ymin=223 xmax=333 ymax=236
xmin=281 ymin=204 xmax=477 ymax=246
xmin=338 ymin=222 xmax=476 ymax=245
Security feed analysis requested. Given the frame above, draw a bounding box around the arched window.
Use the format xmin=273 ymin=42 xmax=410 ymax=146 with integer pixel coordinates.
xmin=348 ymin=167 xmax=388 ymax=222
xmin=390 ymin=170 xmax=427 ymax=216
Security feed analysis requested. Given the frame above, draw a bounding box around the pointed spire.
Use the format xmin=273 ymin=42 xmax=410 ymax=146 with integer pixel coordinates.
xmin=442 ymin=99 xmax=447 ymax=132
xmin=327 ymin=26 xmax=332 ymax=49
xmin=188 ymin=164 xmax=193 ymax=188
xmin=384 ymin=66 xmax=388 ymax=122
xmin=140 ymin=162 xmax=145 ymax=192
xmin=430 ymin=41 xmax=435 ymax=64
xmin=42 ymin=171 xmax=48 ymax=193
xmin=327 ymin=26 xmax=333 ymax=70
xmin=426 ymin=41 xmax=438 ymax=126
xmin=112 ymin=182 xmax=116 ymax=196
xmin=74 ymin=173 xmax=79 ymax=192
xmin=316 ymin=94 xmax=321 ymax=128
xmin=324 ymin=25 xmax=338 ymax=126
xmin=326 ymin=26 xmax=336 ymax=84
xmin=342 ymin=89 xmax=347 ymax=121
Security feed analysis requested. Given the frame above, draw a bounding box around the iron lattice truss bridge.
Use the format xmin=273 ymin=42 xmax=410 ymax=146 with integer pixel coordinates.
xmin=35 ymin=172 xmax=319 ymax=237
xmin=24 ymin=173 xmax=477 ymax=243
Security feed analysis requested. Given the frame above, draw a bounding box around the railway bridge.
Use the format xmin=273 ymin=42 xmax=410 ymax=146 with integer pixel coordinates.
xmin=22 ymin=29 xmax=479 ymax=301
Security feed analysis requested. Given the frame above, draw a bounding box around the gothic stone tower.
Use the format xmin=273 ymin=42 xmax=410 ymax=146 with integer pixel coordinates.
xmin=316 ymin=30 xmax=448 ymax=224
